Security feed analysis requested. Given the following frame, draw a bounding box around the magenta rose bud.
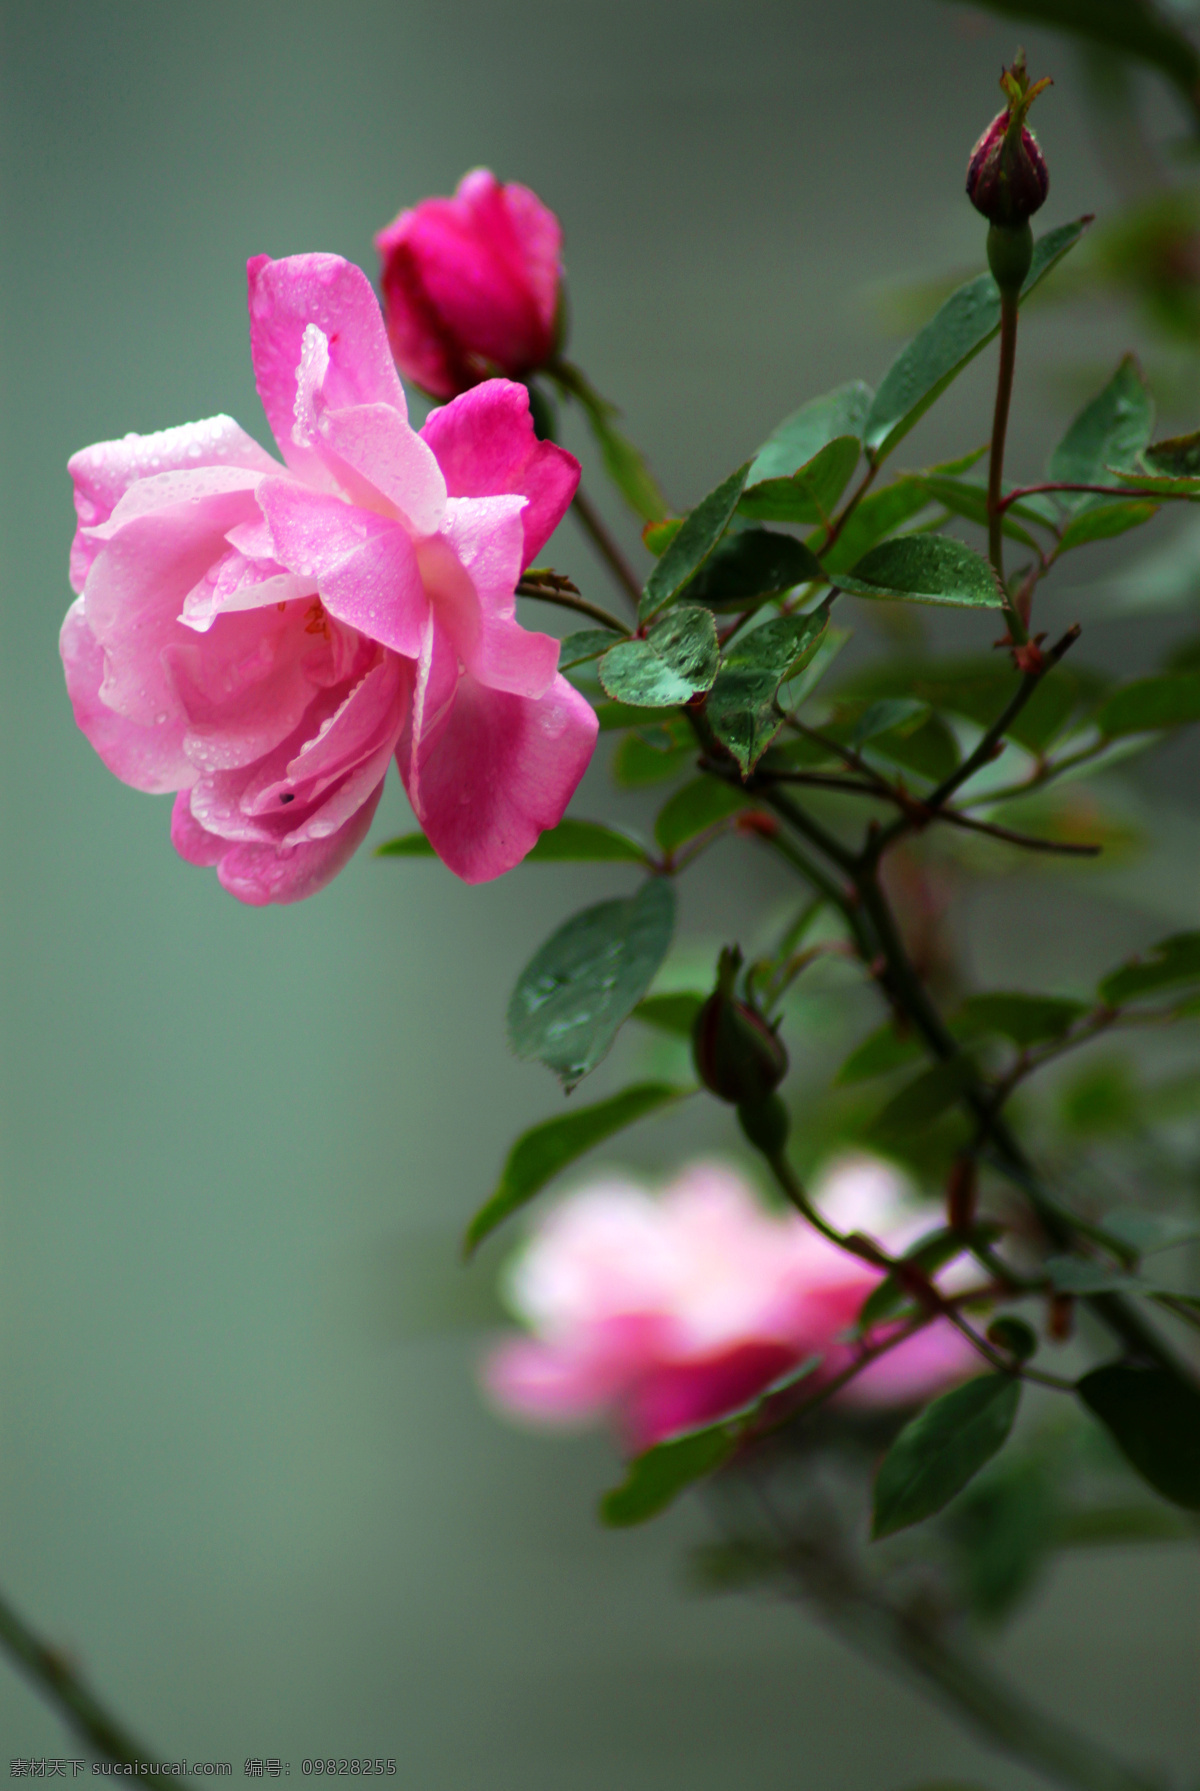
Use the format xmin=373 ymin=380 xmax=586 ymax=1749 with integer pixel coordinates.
xmin=692 ymin=947 xmax=788 ymax=1109
xmin=966 ymin=52 xmax=1051 ymax=235
xmin=375 ymin=169 xmax=563 ymax=400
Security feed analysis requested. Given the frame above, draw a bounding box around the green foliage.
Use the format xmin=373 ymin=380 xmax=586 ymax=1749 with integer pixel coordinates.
xmin=558 ymin=628 xmax=623 ymax=671
xmin=870 ymin=710 xmax=961 ymax=784
xmin=857 ymin=1228 xmax=983 ymax=1333
xmin=375 ymin=833 xmax=436 ymax=857
xmin=1098 ymin=930 xmax=1200 ymax=1004
xmin=1047 ymin=355 xmax=1155 ymax=513
xmin=600 ymin=1424 xmax=737 ymax=1527
xmin=465 ymin=1082 xmax=691 ymax=1253
xmin=612 ymin=720 xmax=695 ymax=788
xmin=817 ymin=479 xmax=933 ymax=572
xmin=524 ymin=819 xmax=650 ymax=864
xmin=654 ymin=778 xmax=753 ymax=853
xmin=739 ymin=437 xmax=861 ymax=525
xmin=507 ymin=878 xmax=677 ymax=1090
xmin=839 ymin=536 xmax=1004 ymax=609
xmin=1056 ymin=501 xmax=1158 ymax=555
xmin=1043 ymin=1255 xmax=1147 ymax=1296
xmin=948 ymin=1451 xmax=1058 ymax=1623
xmin=868 ymin=1056 xmax=978 ymax=1142
xmin=1101 ymin=1209 xmax=1200 ymax=1256
xmin=913 ymin=474 xmax=1047 ymax=550
xmin=836 ymin=1022 xmax=924 ymax=1084
xmin=955 ymin=992 xmax=1086 ymax=1047
xmin=1078 ymin=1366 xmax=1200 ymax=1511
xmin=599 ymin=606 xmax=719 ymax=707
xmin=745 ymin=380 xmax=872 ymax=484
xmin=872 ymin=1376 xmax=1023 ymax=1539
xmin=640 ymin=464 xmax=751 ymax=621
xmin=707 ymin=611 xmax=830 ymax=772
xmin=863 ymin=218 xmax=1091 ymax=463
xmin=681 ymin=528 xmax=825 ymax=611
xmin=633 ymin=991 xmax=705 ymax=1036
xmin=1096 ymin=672 xmax=1200 ymax=737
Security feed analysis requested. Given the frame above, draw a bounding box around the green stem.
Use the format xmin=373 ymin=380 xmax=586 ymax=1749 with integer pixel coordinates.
xmin=0 ymin=1584 xmax=177 ymax=1768
xmin=514 ymin=578 xmax=631 ymax=636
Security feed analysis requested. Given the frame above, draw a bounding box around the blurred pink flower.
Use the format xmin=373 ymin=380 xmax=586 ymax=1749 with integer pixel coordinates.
xmin=375 ymin=169 xmax=562 ymax=399
xmin=61 ymin=253 xmax=596 ymax=904
xmin=483 ymin=1157 xmax=978 ymax=1453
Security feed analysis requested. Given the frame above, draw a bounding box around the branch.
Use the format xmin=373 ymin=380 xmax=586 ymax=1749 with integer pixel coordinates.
xmin=569 ymin=488 xmax=644 ymax=610
xmin=0 ymin=1584 xmax=179 ymax=1768
xmin=515 ymin=575 xmax=632 ymax=636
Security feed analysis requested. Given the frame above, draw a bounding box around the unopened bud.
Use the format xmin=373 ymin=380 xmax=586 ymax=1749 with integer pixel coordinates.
xmin=987 ymin=1315 xmax=1037 ymax=1361
xmin=966 ymin=51 xmax=1050 ymax=246
xmin=693 ymin=946 xmax=788 ymax=1107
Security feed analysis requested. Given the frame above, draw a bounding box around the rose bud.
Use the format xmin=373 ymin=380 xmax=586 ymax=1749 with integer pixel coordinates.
xmin=375 ymin=168 xmax=563 ymax=400
xmin=693 ymin=947 xmax=789 ymax=1109
xmin=966 ymin=50 xmax=1051 ymax=236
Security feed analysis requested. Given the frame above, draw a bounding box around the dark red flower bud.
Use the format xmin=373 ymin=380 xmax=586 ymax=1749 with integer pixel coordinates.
xmin=692 ymin=947 xmax=788 ymax=1107
xmin=966 ymin=52 xmax=1051 ymax=232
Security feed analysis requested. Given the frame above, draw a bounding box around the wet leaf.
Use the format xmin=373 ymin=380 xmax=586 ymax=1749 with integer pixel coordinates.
xmin=707 ymin=611 xmax=829 ymax=772
xmin=640 ymin=464 xmax=751 ymax=621
xmin=840 ymin=536 xmax=1003 ymax=609
xmin=600 ymin=607 xmax=719 ymax=707
xmin=654 ymin=777 xmax=754 ymax=853
xmin=1047 ymin=355 xmax=1155 ymax=514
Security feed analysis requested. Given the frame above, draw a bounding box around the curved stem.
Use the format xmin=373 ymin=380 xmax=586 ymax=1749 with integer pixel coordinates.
xmin=515 ymin=578 xmax=631 ymax=636
xmin=570 ymin=488 xmax=644 ymax=611
xmin=0 ymin=1584 xmax=176 ymax=1768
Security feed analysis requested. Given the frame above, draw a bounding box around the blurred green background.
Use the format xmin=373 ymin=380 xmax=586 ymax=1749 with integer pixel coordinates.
xmin=1 ymin=0 xmax=1196 ymax=1777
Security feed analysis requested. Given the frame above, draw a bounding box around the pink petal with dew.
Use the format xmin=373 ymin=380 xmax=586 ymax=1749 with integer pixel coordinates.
xmin=431 ymin=496 xmax=559 ymax=699
xmin=421 ymin=381 xmax=579 ymax=566
xmin=256 ymin=477 xmax=429 ymax=659
xmin=61 ymin=599 xmax=194 ymax=794
xmin=181 ymin=550 xmax=315 ymax=632
xmin=68 ymin=416 xmax=278 ymax=593
xmin=82 ymin=488 xmax=263 ymax=731
xmin=246 ymin=254 xmax=406 ymax=483
xmin=165 ymin=604 xmax=325 ymax=775
xmin=404 ymin=668 xmax=598 ymax=881
xmin=171 ymin=776 xmax=386 ymax=907
xmin=315 ymin=402 xmax=446 ymax=538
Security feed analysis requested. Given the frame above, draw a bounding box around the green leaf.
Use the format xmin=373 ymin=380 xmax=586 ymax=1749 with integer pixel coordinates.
xmin=640 ymin=464 xmax=751 ymax=621
xmin=1047 ymin=355 xmax=1155 ymax=514
xmin=681 ymin=528 xmax=826 ymax=611
xmin=551 ymin=360 xmax=668 ymax=522
xmin=944 ymin=0 xmax=1200 ymax=123
xmin=1078 ymin=1365 xmax=1200 ymax=1511
xmin=1144 ymin=431 xmax=1200 ymax=481
xmin=706 ymin=610 xmax=829 ymax=772
xmin=836 ymin=1022 xmax=924 ymax=1085
xmin=950 ymin=1453 xmax=1057 ymax=1623
xmin=857 ymin=1228 xmax=978 ymax=1334
xmin=746 ymin=380 xmax=873 ymax=484
xmin=872 ymin=1375 xmax=1022 ymax=1539
xmin=508 ymin=878 xmax=677 ymax=1090
xmin=1101 ymin=1209 xmax=1200 ymax=1256
xmin=464 ymin=1081 xmax=690 ymax=1252
xmin=870 ymin=711 xmax=961 ymax=785
xmin=869 ymin=1056 xmax=977 ymax=1141
xmin=739 ymin=437 xmax=861 ymax=525
xmin=633 ymin=991 xmax=705 ymax=1037
xmin=1095 ymin=673 xmax=1200 ymax=739
xmin=375 ymin=833 xmax=437 ymax=857
xmin=643 ymin=517 xmax=683 ymax=556
xmin=847 ymin=697 xmax=928 ymax=747
xmin=1098 ymin=930 xmax=1200 ymax=1004
xmin=601 ymin=1424 xmax=736 ymax=1527
xmin=816 ymin=479 xmax=933 ymax=573
xmin=654 ymin=777 xmax=753 ymax=853
xmin=1056 ymin=501 xmax=1158 ymax=555
xmin=612 ymin=725 xmax=695 ymax=789
xmin=956 ymin=992 xmax=1086 ymax=1047
xmin=1043 ymin=1255 xmax=1148 ymax=1296
xmin=863 ymin=219 xmax=1092 ymax=462
xmin=523 ymin=819 xmax=651 ymax=864
xmin=782 ymin=623 xmax=850 ymax=709
xmin=558 ymin=628 xmax=623 ymax=671
xmin=599 ymin=606 xmax=719 ymax=707
xmin=840 ymin=536 xmax=1003 ymax=609
xmin=913 ymin=474 xmax=1045 ymax=550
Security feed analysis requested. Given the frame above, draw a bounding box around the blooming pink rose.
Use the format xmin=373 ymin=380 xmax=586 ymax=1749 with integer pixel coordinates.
xmin=375 ymin=169 xmax=562 ymax=399
xmin=483 ymin=1157 xmax=978 ymax=1453
xmin=61 ymin=253 xmax=597 ymax=904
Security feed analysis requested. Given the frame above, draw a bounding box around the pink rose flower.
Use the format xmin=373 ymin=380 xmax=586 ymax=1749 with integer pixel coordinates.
xmin=375 ymin=169 xmax=562 ymax=399
xmin=61 ymin=253 xmax=597 ymax=904
xmin=482 ymin=1157 xmax=978 ymax=1453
